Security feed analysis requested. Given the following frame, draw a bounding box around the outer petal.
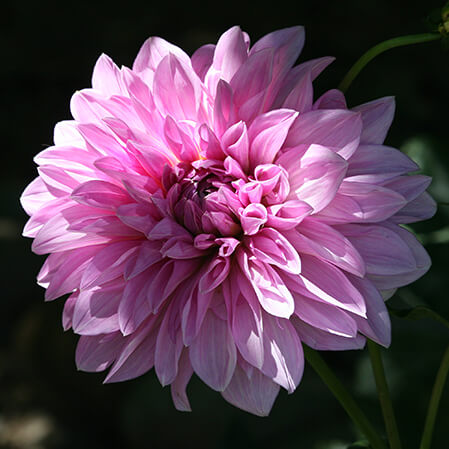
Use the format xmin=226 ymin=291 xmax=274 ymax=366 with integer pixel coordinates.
xmin=391 ymin=192 xmax=437 ymax=224
xmin=222 ymin=363 xmax=280 ymax=417
xmin=336 ymin=223 xmax=416 ymax=276
xmin=76 ymin=332 xmax=123 ymax=372
xmin=72 ymin=281 xmax=122 ymax=335
xmin=347 ymin=145 xmax=418 ymax=181
xmin=170 ymin=350 xmax=194 ymax=412
xmin=190 ymin=310 xmax=237 ymax=391
xmin=20 ymin=177 xmax=55 ymax=216
xmin=292 ymin=316 xmax=366 ymax=350
xmin=104 ymin=317 xmax=158 ymax=382
xmin=290 ymin=218 xmax=365 ymax=277
xmin=317 ymin=181 xmax=406 ymax=224
xmin=352 ymin=97 xmax=395 ymax=145
xmin=153 ymin=54 xmax=202 ymax=121
xmin=284 ymin=109 xmax=363 ymax=159
xmin=155 ymin=307 xmax=184 ymax=386
xmin=293 ymin=293 xmax=358 ymax=337
xmin=347 ymin=275 xmax=391 ymax=347
xmin=284 ymin=254 xmax=367 ymax=317
xmin=367 ymin=223 xmax=431 ymax=289
xmin=209 ymin=26 xmax=248 ymax=84
xmin=133 ymin=36 xmax=191 ymax=73
xmin=191 ymin=44 xmax=215 ymax=81
xmin=91 ymin=53 xmax=126 ymax=96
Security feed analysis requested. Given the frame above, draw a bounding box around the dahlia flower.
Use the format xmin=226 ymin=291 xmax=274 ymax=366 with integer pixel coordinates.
xmin=21 ymin=26 xmax=435 ymax=416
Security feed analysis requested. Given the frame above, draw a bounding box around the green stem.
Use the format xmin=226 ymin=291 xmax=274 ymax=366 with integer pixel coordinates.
xmin=367 ymin=340 xmax=402 ymax=449
xmin=419 ymin=345 xmax=449 ymax=449
xmin=304 ymin=346 xmax=387 ymax=449
xmin=338 ymin=33 xmax=441 ymax=93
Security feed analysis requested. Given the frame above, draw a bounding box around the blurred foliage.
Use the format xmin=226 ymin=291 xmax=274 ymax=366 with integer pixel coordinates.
xmin=1 ymin=0 xmax=449 ymax=448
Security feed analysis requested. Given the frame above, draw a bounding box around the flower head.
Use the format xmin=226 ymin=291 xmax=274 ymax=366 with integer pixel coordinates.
xmin=21 ymin=26 xmax=436 ymax=416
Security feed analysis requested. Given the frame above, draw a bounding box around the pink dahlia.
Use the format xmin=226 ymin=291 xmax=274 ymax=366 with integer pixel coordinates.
xmin=21 ymin=26 xmax=435 ymax=416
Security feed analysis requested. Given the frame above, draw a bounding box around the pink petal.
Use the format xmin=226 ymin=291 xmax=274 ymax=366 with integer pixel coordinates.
xmin=313 ymin=89 xmax=347 ymax=110
xmin=238 ymin=250 xmax=295 ymax=318
xmin=199 ymin=256 xmax=231 ymax=293
xmin=317 ymin=181 xmax=406 ymax=224
xmin=382 ymin=175 xmax=432 ymax=202
xmin=155 ymin=309 xmax=184 ymax=386
xmin=181 ymin=286 xmax=214 ymax=346
xmin=163 ymin=115 xmax=199 ymax=162
xmin=290 ymin=218 xmax=365 ymax=276
xmin=20 ymin=177 xmax=55 ymax=216
xmin=133 ymin=36 xmax=191 ymax=73
xmin=104 ymin=317 xmax=158 ymax=382
xmin=348 ymin=145 xmax=418 ymax=180
xmin=230 ymin=48 xmax=273 ymax=120
xmin=71 ymin=180 xmax=131 ymax=210
xmin=72 ymin=281 xmax=122 ymax=335
xmin=352 ymin=97 xmax=395 ymax=145
xmin=285 ymin=109 xmax=362 ymax=159
xmin=210 ymin=26 xmax=248 ymax=83
xmin=271 ymin=57 xmax=335 ymax=109
xmin=367 ymin=223 xmax=431 ymax=290
xmin=146 ymin=259 xmax=200 ymax=313
xmin=119 ymin=269 xmax=154 ymax=335
xmin=239 ymin=203 xmax=267 ymax=235
xmin=124 ymin=240 xmax=162 ymax=279
xmin=221 ymin=363 xmax=280 ymax=417
xmin=266 ymin=200 xmax=313 ymax=230
xmin=44 ymin=245 xmax=101 ymax=300
xmin=261 ymin=314 xmax=304 ymax=392
xmin=248 ymin=109 xmax=298 ymax=168
xmin=23 ymin=197 xmax=70 ymax=238
xmin=190 ymin=311 xmax=237 ymax=391
xmin=231 ymin=291 xmax=265 ymax=370
xmin=336 ymin=223 xmax=416 ymax=275
xmin=279 ymin=144 xmax=348 ymax=213
xmin=153 ymin=54 xmax=202 ymax=121
xmin=191 ymin=44 xmax=215 ymax=81
xmin=117 ymin=202 xmax=159 ymax=235
xmin=282 ymin=70 xmax=313 ymax=113
xmin=91 ymin=53 xmax=126 ymax=97
xmin=53 ymin=120 xmax=84 ymax=147
xmin=80 ymin=240 xmax=140 ymax=289
xmin=221 ymin=121 xmax=249 ymax=170
xmin=248 ymin=227 xmax=301 ymax=274
xmin=391 ymin=192 xmax=437 ymax=224
xmin=213 ymin=80 xmax=237 ymax=137
xmin=285 ymin=254 xmax=367 ymax=317
xmin=171 ymin=350 xmax=194 ymax=411
xmin=62 ymin=293 xmax=77 ymax=331
xmin=250 ymin=26 xmax=304 ymax=72
xmin=76 ymin=332 xmax=123 ymax=372
xmin=347 ymin=276 xmax=391 ymax=347
xmin=293 ymin=293 xmax=358 ymax=338
xmin=291 ymin=316 xmax=366 ymax=351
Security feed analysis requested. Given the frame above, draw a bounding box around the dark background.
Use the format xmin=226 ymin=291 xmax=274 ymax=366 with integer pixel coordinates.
xmin=1 ymin=0 xmax=449 ymax=448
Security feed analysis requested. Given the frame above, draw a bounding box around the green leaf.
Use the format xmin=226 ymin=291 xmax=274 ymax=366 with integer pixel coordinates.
xmin=388 ymin=305 xmax=449 ymax=330
xmin=347 ymin=441 xmax=371 ymax=449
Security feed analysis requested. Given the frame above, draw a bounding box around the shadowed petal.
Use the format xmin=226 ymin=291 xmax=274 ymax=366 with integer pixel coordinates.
xmin=190 ymin=311 xmax=237 ymax=391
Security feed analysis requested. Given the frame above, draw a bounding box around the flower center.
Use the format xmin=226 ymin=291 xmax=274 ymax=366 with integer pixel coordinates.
xmin=161 ymin=158 xmax=296 ymax=241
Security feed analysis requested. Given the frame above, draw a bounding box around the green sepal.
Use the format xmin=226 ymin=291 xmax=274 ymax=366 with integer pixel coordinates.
xmin=388 ymin=305 xmax=449 ymax=330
